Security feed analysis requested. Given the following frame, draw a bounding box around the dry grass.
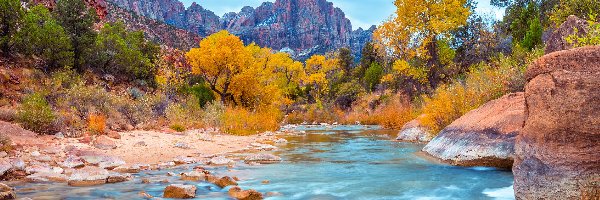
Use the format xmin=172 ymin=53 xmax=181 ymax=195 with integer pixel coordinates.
xmin=88 ymin=114 xmax=107 ymax=134
xmin=222 ymin=106 xmax=282 ymax=135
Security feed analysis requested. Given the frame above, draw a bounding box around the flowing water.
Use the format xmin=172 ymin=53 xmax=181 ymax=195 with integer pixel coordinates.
xmin=14 ymin=125 xmax=515 ymax=199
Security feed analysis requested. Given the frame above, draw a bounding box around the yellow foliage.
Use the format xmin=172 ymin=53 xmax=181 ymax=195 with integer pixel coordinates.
xmin=374 ymin=0 xmax=471 ymax=59
xmin=88 ymin=114 xmax=106 ymax=134
xmin=221 ymin=106 xmax=282 ymax=136
xmin=391 ymin=60 xmax=429 ymax=84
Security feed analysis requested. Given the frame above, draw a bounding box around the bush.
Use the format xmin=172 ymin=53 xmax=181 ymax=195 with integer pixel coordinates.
xmin=88 ymin=113 xmax=106 ymax=134
xmin=202 ymin=100 xmax=225 ymax=128
xmin=165 ymin=96 xmax=203 ymax=129
xmin=222 ymin=106 xmax=282 ymax=135
xmin=16 ymin=93 xmax=56 ymax=134
xmin=0 ymin=134 xmax=12 ymax=152
xmin=169 ymin=124 xmax=186 ymax=132
xmin=188 ymin=84 xmax=215 ymax=108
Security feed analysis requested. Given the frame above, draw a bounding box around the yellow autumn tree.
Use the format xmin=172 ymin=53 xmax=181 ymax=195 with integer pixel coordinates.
xmin=303 ymin=55 xmax=340 ymax=102
xmin=186 ymin=30 xmax=253 ymax=105
xmin=268 ymin=52 xmax=305 ymax=105
xmin=374 ymin=0 xmax=470 ymax=87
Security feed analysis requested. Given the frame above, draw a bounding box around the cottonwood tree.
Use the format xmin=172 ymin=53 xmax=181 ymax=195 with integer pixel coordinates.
xmin=374 ymin=0 xmax=471 ymax=88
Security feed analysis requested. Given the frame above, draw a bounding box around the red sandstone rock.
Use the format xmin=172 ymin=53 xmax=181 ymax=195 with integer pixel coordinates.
xmin=423 ymin=92 xmax=525 ymax=169
xmin=228 ymin=186 xmax=263 ymax=200
xmin=163 ymin=184 xmax=196 ymax=199
xmin=514 ymin=46 xmax=600 ymax=200
xmin=544 ymin=15 xmax=589 ymax=54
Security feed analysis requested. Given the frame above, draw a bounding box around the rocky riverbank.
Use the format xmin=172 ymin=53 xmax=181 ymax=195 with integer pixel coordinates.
xmin=0 ymin=120 xmax=300 ymax=199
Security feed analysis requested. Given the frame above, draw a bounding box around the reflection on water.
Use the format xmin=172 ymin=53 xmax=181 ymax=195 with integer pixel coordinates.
xmin=14 ymin=125 xmax=514 ymax=200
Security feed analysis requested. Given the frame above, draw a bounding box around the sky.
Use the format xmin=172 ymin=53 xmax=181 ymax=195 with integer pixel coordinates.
xmin=181 ymin=0 xmax=505 ymax=30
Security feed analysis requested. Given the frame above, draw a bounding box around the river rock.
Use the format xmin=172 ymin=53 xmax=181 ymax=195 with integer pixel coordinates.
xmin=25 ymin=164 xmax=62 ymax=175
xmin=174 ymin=142 xmax=190 ymax=149
xmin=26 ymin=172 xmax=68 ymax=183
xmin=82 ymin=155 xmax=126 ymax=170
xmin=106 ymin=173 xmax=132 ymax=183
xmin=9 ymin=158 xmax=25 ymax=171
xmin=180 ymin=171 xmax=206 ymax=181
xmin=163 ymin=184 xmax=196 ymax=199
xmin=173 ymin=156 xmax=196 ymax=165
xmin=0 ymin=183 xmax=16 ymax=199
xmin=423 ymin=92 xmax=525 ymax=169
xmin=244 ymin=154 xmax=282 ymax=164
xmin=274 ymin=138 xmax=287 ymax=144
xmin=228 ymin=186 xmax=263 ymax=200
xmin=513 ymin=46 xmax=600 ymax=199
xmin=93 ymin=135 xmax=117 ymax=150
xmin=396 ymin=114 xmax=433 ymax=142
xmin=60 ymin=156 xmax=85 ymax=169
xmin=67 ymin=166 xmax=109 ymax=186
xmin=209 ymin=156 xmax=234 ymax=165
xmin=213 ymin=176 xmax=238 ymax=188
xmin=0 ymin=159 xmax=10 ymax=176
xmin=107 ymin=131 xmax=121 ymax=139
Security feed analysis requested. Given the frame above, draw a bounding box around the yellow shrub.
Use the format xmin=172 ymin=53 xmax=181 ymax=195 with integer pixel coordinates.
xmin=222 ymin=106 xmax=282 ymax=135
xmin=88 ymin=114 xmax=106 ymax=134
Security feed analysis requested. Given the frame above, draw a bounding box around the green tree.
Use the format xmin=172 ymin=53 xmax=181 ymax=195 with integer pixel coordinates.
xmin=54 ymin=0 xmax=97 ymax=70
xmin=16 ymin=5 xmax=73 ymax=70
xmin=508 ymin=1 xmax=540 ymax=45
xmin=521 ymin=16 xmax=543 ymax=50
xmin=0 ymin=0 xmax=23 ymax=56
xmin=355 ymin=42 xmax=380 ymax=80
xmin=92 ymin=22 xmax=159 ymax=82
xmin=550 ymin=0 xmax=600 ymax=25
xmin=337 ymin=47 xmax=354 ymax=74
xmin=364 ymin=63 xmax=384 ymax=91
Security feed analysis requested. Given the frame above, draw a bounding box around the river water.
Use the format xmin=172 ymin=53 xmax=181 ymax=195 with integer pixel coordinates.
xmin=15 ymin=125 xmax=515 ymax=199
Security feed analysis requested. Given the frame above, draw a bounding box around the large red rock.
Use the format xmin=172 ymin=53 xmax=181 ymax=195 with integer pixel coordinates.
xmin=422 ymin=92 xmax=525 ymax=169
xmin=514 ymin=46 xmax=600 ymax=199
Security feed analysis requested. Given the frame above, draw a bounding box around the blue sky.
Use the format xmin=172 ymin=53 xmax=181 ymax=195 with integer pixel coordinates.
xmin=181 ymin=0 xmax=504 ymax=29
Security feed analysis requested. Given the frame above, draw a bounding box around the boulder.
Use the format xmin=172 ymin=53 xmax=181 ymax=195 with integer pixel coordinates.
xmin=396 ymin=114 xmax=433 ymax=142
xmin=60 ymin=156 xmax=85 ymax=169
xmin=163 ymin=184 xmax=196 ymax=199
xmin=81 ymin=155 xmax=125 ymax=169
xmin=180 ymin=171 xmax=206 ymax=181
xmin=0 ymin=183 xmax=16 ymax=200
xmin=423 ymin=92 xmax=525 ymax=168
xmin=107 ymin=131 xmax=121 ymax=139
xmin=208 ymin=156 xmax=234 ymax=165
xmin=67 ymin=166 xmax=109 ymax=186
xmin=514 ymin=46 xmax=600 ymax=199
xmin=173 ymin=156 xmax=196 ymax=165
xmin=228 ymin=186 xmax=263 ymax=200
xmin=106 ymin=173 xmax=132 ymax=183
xmin=26 ymin=172 xmax=68 ymax=183
xmin=244 ymin=154 xmax=282 ymax=164
xmin=93 ymin=135 xmax=117 ymax=150
xmin=544 ymin=15 xmax=589 ymax=54
xmin=0 ymin=159 xmax=10 ymax=176
xmin=213 ymin=176 xmax=238 ymax=188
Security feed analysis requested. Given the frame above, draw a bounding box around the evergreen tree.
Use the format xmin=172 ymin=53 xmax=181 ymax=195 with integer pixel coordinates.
xmin=0 ymin=0 xmax=23 ymax=56
xmin=17 ymin=5 xmax=73 ymax=70
xmin=54 ymin=0 xmax=97 ymax=70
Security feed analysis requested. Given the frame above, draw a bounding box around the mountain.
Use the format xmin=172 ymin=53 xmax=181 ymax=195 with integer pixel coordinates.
xmin=107 ymin=0 xmax=374 ymax=60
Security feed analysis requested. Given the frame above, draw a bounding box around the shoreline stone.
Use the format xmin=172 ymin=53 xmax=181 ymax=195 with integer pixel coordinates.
xmin=396 ymin=114 xmax=433 ymax=143
xmin=163 ymin=184 xmax=196 ymax=199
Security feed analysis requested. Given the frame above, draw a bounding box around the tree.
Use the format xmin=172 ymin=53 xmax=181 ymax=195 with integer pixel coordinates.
xmin=364 ymin=63 xmax=384 ymax=91
xmin=186 ymin=30 xmax=253 ymax=105
xmin=374 ymin=0 xmax=471 ymax=88
xmin=521 ymin=15 xmax=543 ymax=50
xmin=16 ymin=5 xmax=73 ymax=70
xmin=92 ymin=22 xmax=159 ymax=82
xmin=550 ymin=0 xmax=600 ymax=26
xmin=54 ymin=0 xmax=97 ymax=70
xmin=337 ymin=47 xmax=354 ymax=74
xmin=508 ymin=1 xmax=540 ymax=45
xmin=0 ymin=0 xmax=23 ymax=56
xmin=303 ymin=55 xmax=340 ymax=103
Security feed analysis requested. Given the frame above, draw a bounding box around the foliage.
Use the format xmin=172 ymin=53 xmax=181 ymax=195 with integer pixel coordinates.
xmin=221 ymin=106 xmax=282 ymax=136
xmin=337 ymin=47 xmax=354 ymax=73
xmin=0 ymin=0 xmax=23 ymax=55
xmin=16 ymin=5 xmax=73 ymax=70
xmin=0 ymin=134 xmax=12 ymax=152
xmin=303 ymin=54 xmax=340 ymax=102
xmin=17 ymin=93 xmax=56 ymax=134
xmin=165 ymin=96 xmax=203 ymax=129
xmin=566 ymin=19 xmax=600 ymax=47
xmin=550 ymin=0 xmax=600 ymax=26
xmin=419 ymin=46 xmax=543 ymax=134
xmin=54 ymin=0 xmax=97 ymax=69
xmin=188 ymin=83 xmax=215 ymax=108
xmin=92 ymin=22 xmax=160 ymax=82
xmin=521 ymin=15 xmax=543 ymax=50
xmin=374 ymin=0 xmax=471 ymax=60
xmin=364 ymin=63 xmax=384 ymax=91
xmin=170 ymin=124 xmax=186 ymax=132
xmin=88 ymin=113 xmax=106 ymax=134
xmin=202 ymin=100 xmax=225 ymax=128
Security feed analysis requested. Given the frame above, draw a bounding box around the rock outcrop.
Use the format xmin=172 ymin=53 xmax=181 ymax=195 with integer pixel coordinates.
xmin=423 ymin=92 xmax=525 ymax=169
xmin=396 ymin=114 xmax=433 ymax=143
xmin=513 ymin=46 xmax=600 ymax=200
xmin=545 ymin=15 xmax=589 ymax=54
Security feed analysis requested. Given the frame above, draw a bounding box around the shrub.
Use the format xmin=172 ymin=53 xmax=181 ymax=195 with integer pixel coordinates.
xmin=0 ymin=134 xmax=13 ymax=152
xmin=188 ymin=84 xmax=215 ymax=108
xmin=16 ymin=93 xmax=56 ymax=134
xmin=202 ymin=100 xmax=225 ymax=128
xmin=222 ymin=106 xmax=282 ymax=136
xmin=165 ymin=96 xmax=203 ymax=129
xmin=170 ymin=124 xmax=186 ymax=132
xmin=0 ymin=107 xmax=16 ymax=122
xmin=88 ymin=113 xmax=106 ymax=134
